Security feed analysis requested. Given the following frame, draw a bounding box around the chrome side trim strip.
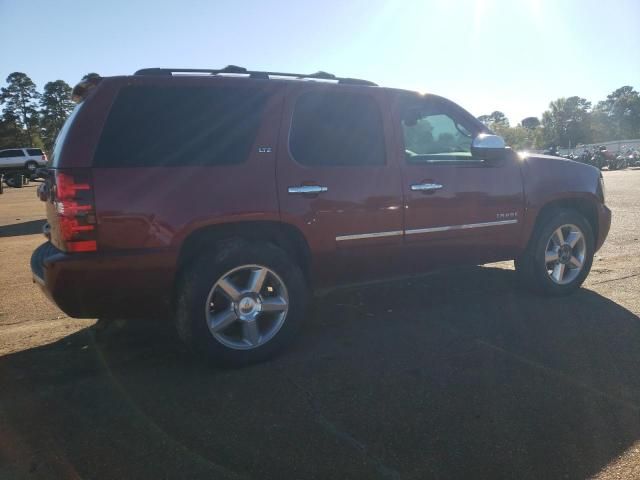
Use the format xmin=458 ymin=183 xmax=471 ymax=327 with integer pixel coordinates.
xmin=405 ymin=219 xmax=518 ymax=235
xmin=336 ymin=230 xmax=403 ymax=242
xmin=335 ymin=220 xmax=518 ymax=242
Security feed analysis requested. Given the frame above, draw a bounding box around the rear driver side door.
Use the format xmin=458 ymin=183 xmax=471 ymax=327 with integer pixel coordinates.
xmin=276 ymin=85 xmax=404 ymax=286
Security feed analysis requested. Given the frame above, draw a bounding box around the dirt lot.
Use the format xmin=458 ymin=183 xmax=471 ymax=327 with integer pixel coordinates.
xmin=1 ymin=171 xmax=639 ymax=480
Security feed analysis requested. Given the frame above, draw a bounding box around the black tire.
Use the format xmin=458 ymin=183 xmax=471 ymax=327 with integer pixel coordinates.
xmin=25 ymin=161 xmax=38 ymax=173
xmin=175 ymin=241 xmax=308 ymax=366
xmin=5 ymin=174 xmax=18 ymax=188
xmin=515 ymin=209 xmax=594 ymax=296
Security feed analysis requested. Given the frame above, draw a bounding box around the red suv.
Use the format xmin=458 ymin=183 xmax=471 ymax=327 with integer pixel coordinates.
xmin=32 ymin=66 xmax=611 ymax=365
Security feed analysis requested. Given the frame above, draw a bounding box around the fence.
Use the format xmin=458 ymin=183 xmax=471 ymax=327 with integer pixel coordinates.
xmin=556 ymin=139 xmax=640 ymax=156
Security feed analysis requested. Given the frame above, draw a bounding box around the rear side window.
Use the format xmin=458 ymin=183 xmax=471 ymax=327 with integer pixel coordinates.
xmin=0 ymin=149 xmax=25 ymax=158
xmin=289 ymin=91 xmax=385 ymax=166
xmin=50 ymin=103 xmax=83 ymax=167
xmin=27 ymin=148 xmax=43 ymax=156
xmin=94 ymin=86 xmax=269 ymax=167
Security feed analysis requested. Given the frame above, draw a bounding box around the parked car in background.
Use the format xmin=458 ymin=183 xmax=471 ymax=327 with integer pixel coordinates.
xmin=0 ymin=148 xmax=47 ymax=174
xmin=31 ymin=67 xmax=611 ymax=366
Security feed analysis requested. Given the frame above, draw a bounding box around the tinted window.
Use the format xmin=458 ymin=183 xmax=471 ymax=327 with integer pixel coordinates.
xmin=94 ymin=86 xmax=269 ymax=167
xmin=0 ymin=149 xmax=25 ymax=158
xmin=290 ymin=91 xmax=385 ymax=166
xmin=50 ymin=103 xmax=83 ymax=167
xmin=27 ymin=148 xmax=43 ymax=156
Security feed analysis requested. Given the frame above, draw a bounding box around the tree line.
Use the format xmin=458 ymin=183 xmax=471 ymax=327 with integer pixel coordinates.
xmin=478 ymin=86 xmax=640 ymax=151
xmin=0 ymin=72 xmax=98 ymax=153
xmin=1 ymin=72 xmax=639 ymax=153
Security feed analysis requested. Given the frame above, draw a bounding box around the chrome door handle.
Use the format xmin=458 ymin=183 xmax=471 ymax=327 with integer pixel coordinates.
xmin=288 ymin=185 xmax=328 ymax=195
xmin=410 ymin=183 xmax=443 ymax=192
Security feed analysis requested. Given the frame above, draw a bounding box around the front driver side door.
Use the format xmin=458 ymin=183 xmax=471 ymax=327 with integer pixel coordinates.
xmin=393 ymin=93 xmax=524 ymax=273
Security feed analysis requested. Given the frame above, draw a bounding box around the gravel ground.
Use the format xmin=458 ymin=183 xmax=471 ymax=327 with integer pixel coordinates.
xmin=0 ymin=171 xmax=639 ymax=480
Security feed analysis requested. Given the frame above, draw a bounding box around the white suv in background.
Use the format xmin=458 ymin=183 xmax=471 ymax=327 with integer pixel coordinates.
xmin=0 ymin=148 xmax=47 ymax=174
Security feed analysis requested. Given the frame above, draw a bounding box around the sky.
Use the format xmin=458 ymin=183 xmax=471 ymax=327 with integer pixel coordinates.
xmin=2 ymin=0 xmax=639 ymax=124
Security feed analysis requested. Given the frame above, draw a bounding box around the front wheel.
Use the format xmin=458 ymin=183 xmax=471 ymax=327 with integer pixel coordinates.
xmin=175 ymin=241 xmax=308 ymax=366
xmin=515 ymin=209 xmax=594 ymax=295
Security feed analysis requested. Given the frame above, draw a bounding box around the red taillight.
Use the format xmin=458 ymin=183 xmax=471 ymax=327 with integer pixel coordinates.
xmin=66 ymin=240 xmax=97 ymax=252
xmin=56 ymin=172 xmax=90 ymax=200
xmin=53 ymin=170 xmax=97 ymax=252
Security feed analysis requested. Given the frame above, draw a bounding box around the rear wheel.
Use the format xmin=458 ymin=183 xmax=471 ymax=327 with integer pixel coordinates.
xmin=26 ymin=161 xmax=40 ymax=180
xmin=4 ymin=174 xmax=21 ymax=188
xmin=515 ymin=209 xmax=594 ymax=295
xmin=175 ymin=241 xmax=308 ymax=366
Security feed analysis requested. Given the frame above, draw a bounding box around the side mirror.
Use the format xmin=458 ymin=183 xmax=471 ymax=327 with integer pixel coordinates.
xmin=471 ymin=134 xmax=507 ymax=161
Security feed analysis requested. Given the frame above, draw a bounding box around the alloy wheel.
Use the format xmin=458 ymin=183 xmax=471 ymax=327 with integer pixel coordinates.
xmin=544 ymin=224 xmax=587 ymax=285
xmin=205 ymin=264 xmax=289 ymax=350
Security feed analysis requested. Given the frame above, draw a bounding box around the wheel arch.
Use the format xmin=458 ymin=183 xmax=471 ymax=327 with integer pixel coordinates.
xmin=176 ymin=220 xmax=312 ymax=283
xmin=529 ymin=197 xmax=599 ymax=248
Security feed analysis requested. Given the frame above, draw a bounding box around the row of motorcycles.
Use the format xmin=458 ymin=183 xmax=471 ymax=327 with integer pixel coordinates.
xmin=546 ymin=146 xmax=640 ymax=170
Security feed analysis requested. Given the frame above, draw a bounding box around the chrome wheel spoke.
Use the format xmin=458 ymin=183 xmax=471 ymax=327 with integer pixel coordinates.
xmin=261 ymin=296 xmax=288 ymax=312
xmin=552 ymin=263 xmax=566 ymax=282
xmin=552 ymin=227 xmax=565 ymax=246
xmin=209 ymin=308 xmax=238 ymax=332
xmin=247 ymin=267 xmax=268 ymax=294
xmin=205 ymin=264 xmax=290 ymax=351
xmin=545 ymin=223 xmax=588 ymax=285
xmin=242 ymin=320 xmax=261 ymax=346
xmin=565 ymin=231 xmax=582 ymax=248
xmin=545 ymin=249 xmax=559 ymax=264
xmin=569 ymin=256 xmax=583 ymax=269
xmin=217 ymin=277 xmax=241 ymax=302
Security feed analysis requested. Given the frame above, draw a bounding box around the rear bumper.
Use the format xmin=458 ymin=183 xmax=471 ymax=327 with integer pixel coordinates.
xmin=31 ymin=242 xmax=177 ymax=319
xmin=596 ymin=204 xmax=612 ymax=252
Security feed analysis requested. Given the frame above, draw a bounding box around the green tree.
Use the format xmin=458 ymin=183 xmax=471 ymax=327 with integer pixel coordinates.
xmin=40 ymin=80 xmax=74 ymax=151
xmin=589 ymin=109 xmax=613 ymax=143
xmin=0 ymin=111 xmax=23 ymax=149
xmin=541 ymin=96 xmax=592 ymax=148
xmin=593 ymin=86 xmax=640 ymax=140
xmin=81 ymin=72 xmax=100 ymax=81
xmin=521 ymin=117 xmax=540 ymax=130
xmin=478 ymin=111 xmax=509 ymax=129
xmin=493 ymin=124 xmax=542 ymax=151
xmin=0 ymin=72 xmax=40 ymax=145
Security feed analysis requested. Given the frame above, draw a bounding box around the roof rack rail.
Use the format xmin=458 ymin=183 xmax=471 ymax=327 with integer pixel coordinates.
xmin=133 ymin=65 xmax=377 ymax=86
